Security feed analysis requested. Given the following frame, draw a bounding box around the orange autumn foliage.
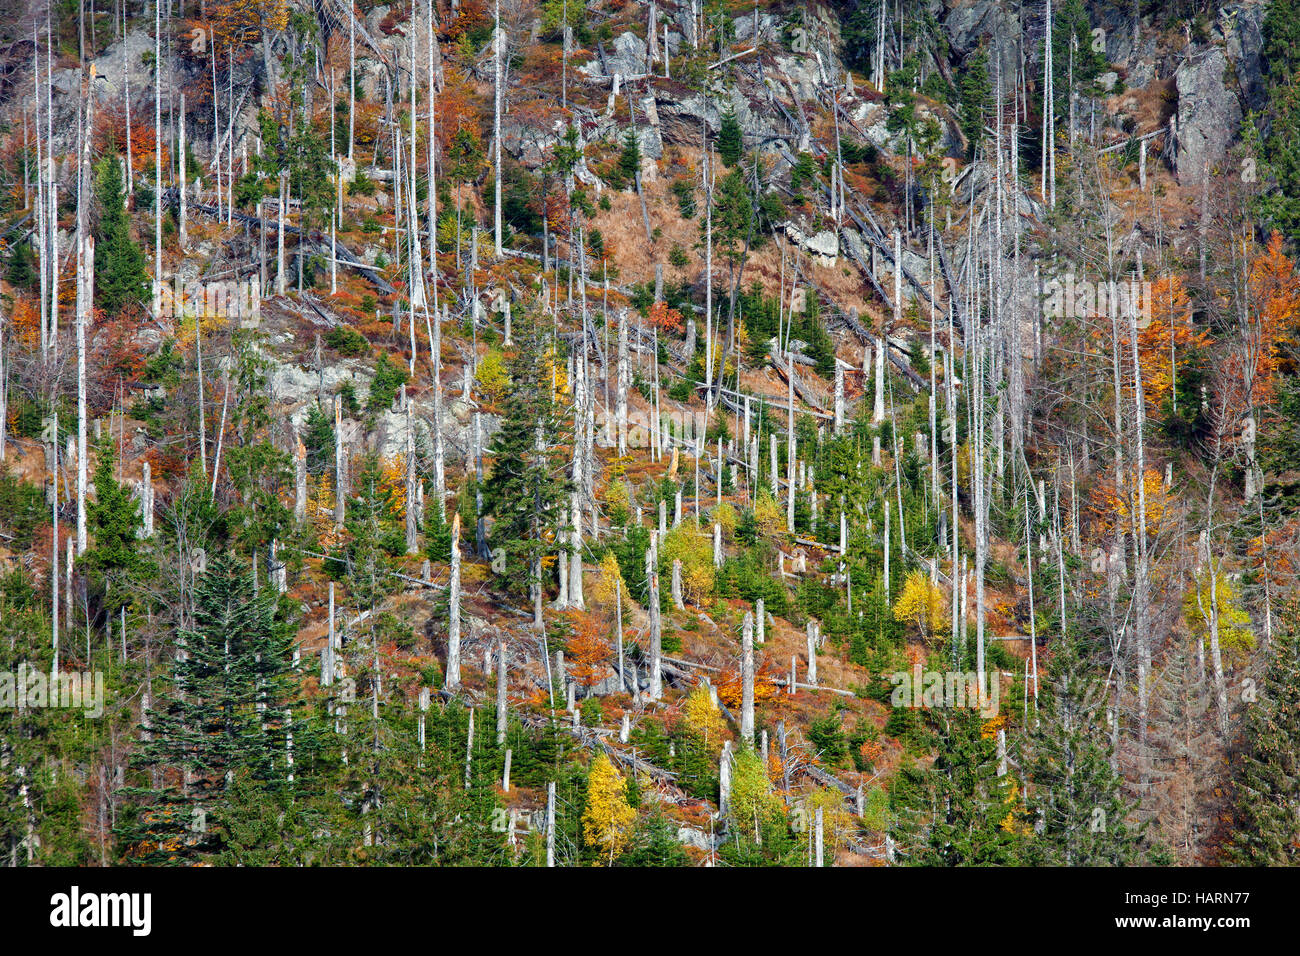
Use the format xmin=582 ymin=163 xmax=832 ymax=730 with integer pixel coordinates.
xmin=209 ymin=0 xmax=289 ymax=50
xmin=716 ymin=659 xmax=779 ymax=710
xmin=435 ymin=68 xmax=483 ymax=153
xmin=8 ymin=296 xmax=41 ymax=348
xmin=1088 ymin=467 xmax=1171 ymax=541
xmin=1245 ymin=518 xmax=1299 ymax=595
xmin=446 ymin=0 xmax=490 ymax=41
xmin=649 ymin=300 xmax=684 ymax=334
xmin=1136 ymin=275 xmax=1209 ymax=413
xmin=567 ymin=615 xmax=610 ymax=690
xmin=1241 ymin=231 xmax=1300 ymax=405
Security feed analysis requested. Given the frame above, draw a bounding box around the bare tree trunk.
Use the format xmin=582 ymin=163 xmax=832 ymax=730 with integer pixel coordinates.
xmin=741 ymin=611 xmax=754 ymax=742
xmin=153 ymin=0 xmax=163 ymax=292
xmin=51 ymin=416 xmax=59 ymax=672
xmin=405 ymin=403 xmax=418 ymax=554
xmin=275 ymin=171 xmax=286 ymax=295
xmin=447 ymin=513 xmax=462 ymax=689
xmin=806 ymin=619 xmax=818 ymax=685
xmin=493 ymin=0 xmax=503 ymax=258
xmin=615 ymin=577 xmax=624 ymax=688
xmin=616 ymin=308 xmax=629 ymax=454
xmin=334 ymin=394 xmax=346 ymax=527
xmin=648 ymin=544 xmax=662 ymax=699
xmin=495 ymin=641 xmax=507 ymax=744
xmin=1127 ymin=307 xmax=1151 ymax=780
xmin=786 ymin=350 xmax=796 ymax=531
xmin=545 ymin=781 xmax=556 ymax=867
xmin=75 ymin=68 xmax=94 ymax=556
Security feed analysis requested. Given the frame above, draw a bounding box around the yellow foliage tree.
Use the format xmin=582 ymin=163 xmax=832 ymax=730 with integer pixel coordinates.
xmin=378 ymin=454 xmax=407 ymax=519
xmin=712 ymin=500 xmax=737 ymax=536
xmin=729 ymin=745 xmax=781 ymax=841
xmin=660 ymin=524 xmax=714 ymax=604
xmin=591 ymin=551 xmax=625 ymax=606
xmin=474 ymin=350 xmax=509 ymax=403
xmin=682 ymin=684 xmax=725 ymax=752
xmin=1183 ymin=569 xmax=1255 ymax=669
xmin=545 ymin=343 xmax=568 ymax=403
xmin=1088 ymin=467 xmax=1170 ymax=541
xmin=800 ymin=786 xmax=857 ymax=857
xmin=753 ymin=489 xmax=783 ymax=535
xmin=582 ymin=754 xmax=637 ymax=864
xmin=892 ymin=569 xmax=948 ymax=641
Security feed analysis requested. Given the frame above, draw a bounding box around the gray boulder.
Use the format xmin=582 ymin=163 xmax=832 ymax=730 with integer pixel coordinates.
xmin=1174 ymin=47 xmax=1242 ymax=186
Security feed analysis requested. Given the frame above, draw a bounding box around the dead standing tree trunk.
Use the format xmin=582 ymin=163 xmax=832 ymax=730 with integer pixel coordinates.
xmin=446 ymin=512 xmax=462 ymax=689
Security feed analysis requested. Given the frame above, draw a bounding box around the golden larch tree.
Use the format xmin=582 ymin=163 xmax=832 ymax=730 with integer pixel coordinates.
xmin=582 ymin=754 xmax=636 ymax=865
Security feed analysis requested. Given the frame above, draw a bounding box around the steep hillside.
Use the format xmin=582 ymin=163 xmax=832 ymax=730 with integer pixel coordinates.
xmin=0 ymin=0 xmax=1297 ymax=869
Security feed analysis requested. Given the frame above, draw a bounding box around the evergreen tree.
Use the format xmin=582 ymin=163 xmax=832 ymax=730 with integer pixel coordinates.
xmin=94 ymin=152 xmax=150 ymax=314
xmin=617 ymin=128 xmax=642 ymax=189
xmin=1260 ymin=0 xmax=1300 ymax=243
xmin=619 ymin=809 xmax=690 ymax=866
xmin=482 ymin=311 xmax=571 ymax=609
xmin=1018 ymin=634 xmax=1144 ymax=865
xmin=1050 ymin=0 xmax=1106 ymax=118
xmin=80 ymin=439 xmax=151 ymax=617
xmin=1228 ymin=629 xmax=1300 ymax=864
xmin=890 ymin=707 xmax=1021 ymax=865
xmin=717 ymin=105 xmax=744 ymax=167
xmin=120 ymin=554 xmax=313 ymax=864
xmin=302 ymin=402 xmax=336 ymax=477
xmin=6 ymin=239 xmax=37 ymax=289
xmin=957 ymin=46 xmax=990 ymax=158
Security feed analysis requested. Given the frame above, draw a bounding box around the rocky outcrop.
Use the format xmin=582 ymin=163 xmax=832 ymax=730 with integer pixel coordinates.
xmin=1174 ymin=47 xmax=1242 ymax=186
xmin=1222 ymin=1 xmax=1268 ymax=112
xmin=941 ymin=0 xmax=1022 ymax=84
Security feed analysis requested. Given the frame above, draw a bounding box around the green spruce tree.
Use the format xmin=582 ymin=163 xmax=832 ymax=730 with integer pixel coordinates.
xmin=1228 ymin=629 xmax=1300 ymax=864
xmin=717 ymin=105 xmax=743 ymax=167
xmin=120 ymin=554 xmax=313 ymax=864
xmin=482 ymin=311 xmax=571 ymax=614
xmin=890 ymin=707 xmax=1021 ymax=865
xmin=1018 ymin=634 xmax=1144 ymax=865
xmin=94 ymin=152 xmax=150 ymax=314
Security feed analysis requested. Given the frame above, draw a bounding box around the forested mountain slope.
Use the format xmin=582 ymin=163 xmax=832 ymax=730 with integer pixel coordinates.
xmin=0 ymin=0 xmax=1297 ymax=866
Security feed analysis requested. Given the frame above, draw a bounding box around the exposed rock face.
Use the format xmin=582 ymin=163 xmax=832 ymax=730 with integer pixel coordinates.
xmin=785 ymin=223 xmax=840 ymax=267
xmin=91 ymin=29 xmax=156 ymax=101
xmin=1223 ymin=1 xmax=1268 ymax=112
xmin=675 ymin=826 xmax=714 ymax=851
xmin=1174 ymin=47 xmax=1242 ymax=186
xmin=941 ymin=0 xmax=1022 ymax=84
xmin=580 ymin=31 xmax=650 ymax=80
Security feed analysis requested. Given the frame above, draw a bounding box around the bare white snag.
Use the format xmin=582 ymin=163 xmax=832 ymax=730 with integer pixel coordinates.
xmin=447 ymin=513 xmax=462 ymax=689
xmin=740 ymin=611 xmax=754 ymax=743
xmin=648 ymin=545 xmax=662 ymax=700
xmin=334 ymin=394 xmax=346 ymax=528
xmin=294 ymin=437 xmax=307 ymax=524
xmin=495 ymin=641 xmax=507 ymax=744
